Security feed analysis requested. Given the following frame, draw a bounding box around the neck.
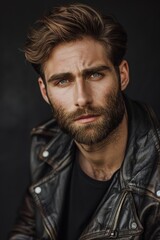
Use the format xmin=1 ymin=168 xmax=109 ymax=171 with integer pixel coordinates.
xmin=75 ymin=111 xmax=128 ymax=181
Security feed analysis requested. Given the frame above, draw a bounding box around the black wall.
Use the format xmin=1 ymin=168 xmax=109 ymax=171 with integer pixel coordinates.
xmin=1 ymin=0 xmax=160 ymax=239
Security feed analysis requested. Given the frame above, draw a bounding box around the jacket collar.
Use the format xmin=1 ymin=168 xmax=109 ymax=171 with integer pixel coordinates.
xmin=34 ymin=119 xmax=76 ymax=171
xmin=121 ymin=97 xmax=160 ymax=190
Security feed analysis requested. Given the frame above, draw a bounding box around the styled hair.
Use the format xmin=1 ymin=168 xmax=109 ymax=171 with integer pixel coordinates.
xmin=24 ymin=3 xmax=127 ymax=78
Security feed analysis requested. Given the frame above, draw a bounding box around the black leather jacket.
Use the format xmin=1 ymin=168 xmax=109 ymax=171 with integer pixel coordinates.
xmin=10 ymin=98 xmax=160 ymax=240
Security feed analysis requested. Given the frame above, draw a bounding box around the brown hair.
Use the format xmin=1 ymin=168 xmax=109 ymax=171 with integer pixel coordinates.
xmin=24 ymin=3 xmax=127 ymax=78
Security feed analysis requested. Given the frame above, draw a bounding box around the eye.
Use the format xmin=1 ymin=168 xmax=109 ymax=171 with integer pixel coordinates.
xmin=90 ymin=72 xmax=103 ymax=80
xmin=56 ymin=79 xmax=70 ymax=87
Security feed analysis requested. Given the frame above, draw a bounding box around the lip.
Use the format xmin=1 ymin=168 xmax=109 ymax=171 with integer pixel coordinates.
xmin=74 ymin=114 xmax=99 ymax=123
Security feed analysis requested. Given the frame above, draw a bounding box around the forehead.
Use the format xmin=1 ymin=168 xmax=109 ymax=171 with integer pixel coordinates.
xmin=43 ymin=37 xmax=112 ymax=78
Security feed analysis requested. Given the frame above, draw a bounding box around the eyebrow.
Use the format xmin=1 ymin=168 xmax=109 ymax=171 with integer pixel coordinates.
xmin=82 ymin=65 xmax=111 ymax=78
xmin=47 ymin=65 xmax=111 ymax=83
xmin=47 ymin=72 xmax=72 ymax=83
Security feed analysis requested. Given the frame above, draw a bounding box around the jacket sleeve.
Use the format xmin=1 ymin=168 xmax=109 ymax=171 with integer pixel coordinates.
xmin=9 ymin=190 xmax=36 ymax=239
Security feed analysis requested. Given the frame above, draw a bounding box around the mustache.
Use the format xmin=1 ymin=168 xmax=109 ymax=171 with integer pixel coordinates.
xmin=56 ymin=106 xmax=106 ymax=121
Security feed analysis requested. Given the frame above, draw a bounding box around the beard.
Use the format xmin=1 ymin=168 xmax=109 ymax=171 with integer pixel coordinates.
xmin=49 ymin=89 xmax=125 ymax=145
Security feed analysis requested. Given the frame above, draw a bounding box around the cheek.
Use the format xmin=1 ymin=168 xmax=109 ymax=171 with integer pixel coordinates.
xmin=47 ymin=88 xmax=73 ymax=109
xmin=91 ymin=80 xmax=118 ymax=101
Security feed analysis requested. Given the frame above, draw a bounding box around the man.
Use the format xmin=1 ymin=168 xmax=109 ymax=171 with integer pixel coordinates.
xmin=10 ymin=3 xmax=160 ymax=240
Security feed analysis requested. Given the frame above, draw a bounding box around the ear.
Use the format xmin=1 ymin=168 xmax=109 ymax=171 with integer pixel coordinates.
xmin=119 ymin=60 xmax=129 ymax=91
xmin=38 ymin=77 xmax=50 ymax=104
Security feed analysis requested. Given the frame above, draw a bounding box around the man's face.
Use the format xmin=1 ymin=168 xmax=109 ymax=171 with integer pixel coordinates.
xmin=39 ymin=37 xmax=129 ymax=145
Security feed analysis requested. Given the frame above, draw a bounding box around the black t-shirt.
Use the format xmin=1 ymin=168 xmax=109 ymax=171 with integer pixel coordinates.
xmin=58 ymin=159 xmax=115 ymax=240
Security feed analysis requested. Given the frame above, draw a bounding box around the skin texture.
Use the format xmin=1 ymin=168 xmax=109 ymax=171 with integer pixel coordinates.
xmin=38 ymin=37 xmax=129 ymax=180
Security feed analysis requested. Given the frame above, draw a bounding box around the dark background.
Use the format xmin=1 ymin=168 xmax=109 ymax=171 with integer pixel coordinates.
xmin=1 ymin=0 xmax=160 ymax=239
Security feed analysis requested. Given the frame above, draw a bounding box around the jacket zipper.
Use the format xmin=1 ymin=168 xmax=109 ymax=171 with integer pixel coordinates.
xmin=111 ymin=190 xmax=129 ymax=232
xmin=79 ymin=190 xmax=129 ymax=239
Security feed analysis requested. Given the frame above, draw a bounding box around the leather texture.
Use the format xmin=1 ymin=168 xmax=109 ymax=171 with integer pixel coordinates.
xmin=9 ymin=97 xmax=160 ymax=240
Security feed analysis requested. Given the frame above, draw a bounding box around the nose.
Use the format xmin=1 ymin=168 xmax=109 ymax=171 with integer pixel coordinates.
xmin=74 ymin=80 xmax=92 ymax=108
